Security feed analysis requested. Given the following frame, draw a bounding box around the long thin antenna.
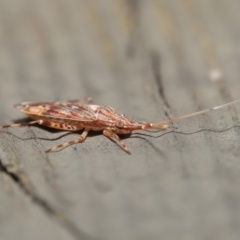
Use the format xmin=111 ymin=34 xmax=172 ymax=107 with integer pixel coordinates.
xmin=152 ymin=98 xmax=240 ymax=128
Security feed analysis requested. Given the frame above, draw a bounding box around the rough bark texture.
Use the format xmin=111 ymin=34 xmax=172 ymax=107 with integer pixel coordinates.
xmin=1 ymin=0 xmax=240 ymax=240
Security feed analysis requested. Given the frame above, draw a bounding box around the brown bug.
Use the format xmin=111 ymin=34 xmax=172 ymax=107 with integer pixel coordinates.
xmin=0 ymin=98 xmax=240 ymax=153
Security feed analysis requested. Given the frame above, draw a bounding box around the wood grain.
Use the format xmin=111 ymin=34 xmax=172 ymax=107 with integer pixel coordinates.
xmin=1 ymin=0 xmax=240 ymax=240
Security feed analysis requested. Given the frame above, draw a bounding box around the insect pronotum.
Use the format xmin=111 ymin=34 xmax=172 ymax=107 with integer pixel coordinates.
xmin=0 ymin=98 xmax=239 ymax=153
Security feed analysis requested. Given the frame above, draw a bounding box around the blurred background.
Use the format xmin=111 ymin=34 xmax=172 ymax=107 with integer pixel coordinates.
xmin=1 ymin=0 xmax=240 ymax=240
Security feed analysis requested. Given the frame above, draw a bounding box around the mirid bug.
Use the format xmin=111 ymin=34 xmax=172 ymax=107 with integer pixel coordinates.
xmin=0 ymin=98 xmax=240 ymax=153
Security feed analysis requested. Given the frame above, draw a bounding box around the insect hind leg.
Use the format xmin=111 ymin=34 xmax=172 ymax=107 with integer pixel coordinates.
xmin=0 ymin=120 xmax=40 ymax=129
xmin=46 ymin=129 xmax=89 ymax=153
xmin=103 ymin=129 xmax=130 ymax=154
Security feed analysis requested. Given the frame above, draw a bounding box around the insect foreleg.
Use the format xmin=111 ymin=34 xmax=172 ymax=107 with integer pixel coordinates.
xmin=0 ymin=120 xmax=40 ymax=129
xmin=103 ymin=129 xmax=130 ymax=154
xmin=46 ymin=129 xmax=89 ymax=153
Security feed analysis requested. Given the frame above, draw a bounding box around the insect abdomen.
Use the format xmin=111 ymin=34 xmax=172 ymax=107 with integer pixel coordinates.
xmin=28 ymin=115 xmax=84 ymax=131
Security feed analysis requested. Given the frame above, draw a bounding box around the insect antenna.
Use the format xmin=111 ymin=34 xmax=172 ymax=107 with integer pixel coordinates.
xmin=151 ymin=98 xmax=240 ymax=129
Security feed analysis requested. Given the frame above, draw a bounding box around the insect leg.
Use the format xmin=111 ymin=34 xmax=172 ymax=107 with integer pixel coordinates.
xmin=0 ymin=120 xmax=40 ymax=129
xmin=64 ymin=97 xmax=93 ymax=104
xmin=103 ymin=129 xmax=130 ymax=154
xmin=46 ymin=129 xmax=89 ymax=153
xmin=81 ymin=97 xmax=93 ymax=104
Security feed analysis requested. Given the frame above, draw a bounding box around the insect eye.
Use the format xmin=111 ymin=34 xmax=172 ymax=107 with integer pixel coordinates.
xmin=116 ymin=120 xmax=124 ymax=128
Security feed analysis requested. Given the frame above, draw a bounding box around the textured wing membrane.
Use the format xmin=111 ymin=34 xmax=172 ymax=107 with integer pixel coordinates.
xmin=14 ymin=98 xmax=92 ymax=109
xmin=15 ymin=101 xmax=97 ymax=122
xmin=14 ymin=101 xmax=54 ymax=109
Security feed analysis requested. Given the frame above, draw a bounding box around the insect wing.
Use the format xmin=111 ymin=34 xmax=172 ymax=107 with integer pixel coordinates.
xmin=54 ymin=102 xmax=96 ymax=120
xmin=14 ymin=101 xmax=55 ymax=109
xmin=18 ymin=102 xmax=97 ymax=122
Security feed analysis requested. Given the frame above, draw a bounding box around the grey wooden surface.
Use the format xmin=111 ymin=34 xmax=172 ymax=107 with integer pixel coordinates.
xmin=1 ymin=0 xmax=240 ymax=240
